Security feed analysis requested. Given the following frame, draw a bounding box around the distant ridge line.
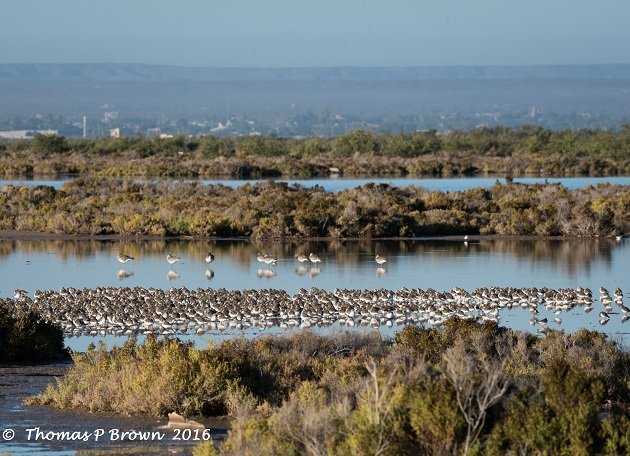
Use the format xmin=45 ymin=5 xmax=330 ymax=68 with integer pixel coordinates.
xmin=1 ymin=63 xmax=630 ymax=82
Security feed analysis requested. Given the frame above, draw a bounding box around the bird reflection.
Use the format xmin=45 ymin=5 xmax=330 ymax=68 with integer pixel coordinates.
xmin=167 ymin=270 xmax=180 ymax=281
xmin=117 ymin=269 xmax=134 ymax=280
xmin=376 ymin=267 xmax=387 ymax=277
xmin=295 ymin=266 xmax=307 ymax=276
xmin=309 ymin=267 xmax=320 ymax=277
xmin=257 ymin=269 xmax=276 ymax=278
xmin=205 ymin=269 xmax=214 ymax=280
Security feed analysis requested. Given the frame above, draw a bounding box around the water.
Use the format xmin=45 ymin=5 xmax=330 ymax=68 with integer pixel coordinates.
xmin=2 ymin=175 xmax=630 ymax=191
xmin=1 ymin=237 xmax=629 ymax=351
xmin=2 ymin=236 xmax=629 ymax=455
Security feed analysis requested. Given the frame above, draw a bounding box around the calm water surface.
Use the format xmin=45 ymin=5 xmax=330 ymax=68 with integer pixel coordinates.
xmin=2 ymin=176 xmax=630 ymax=191
xmin=1 ymin=237 xmax=629 ymax=455
xmin=1 ymin=238 xmax=629 ymax=350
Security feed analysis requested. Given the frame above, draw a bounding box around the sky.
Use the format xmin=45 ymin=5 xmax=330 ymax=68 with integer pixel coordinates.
xmin=1 ymin=0 xmax=629 ymax=67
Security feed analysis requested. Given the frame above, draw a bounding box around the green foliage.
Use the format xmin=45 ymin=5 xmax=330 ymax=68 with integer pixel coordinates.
xmin=409 ymin=378 xmax=465 ymax=454
xmin=31 ymin=133 xmax=69 ymax=154
xmin=1 ymin=127 xmax=630 ymax=179
xmin=0 ymin=305 xmax=69 ymax=362
xmin=0 ymin=178 xmax=628 ymax=237
xmin=24 ymin=322 xmax=630 ymax=455
xmin=192 ymin=440 xmax=220 ymax=456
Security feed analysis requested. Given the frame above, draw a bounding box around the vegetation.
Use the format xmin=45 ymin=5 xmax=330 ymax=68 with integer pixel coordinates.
xmin=0 ymin=304 xmax=69 ymax=362
xmin=27 ymin=321 xmax=630 ymax=455
xmin=0 ymin=178 xmax=628 ymax=237
xmin=1 ymin=126 xmax=630 ymax=178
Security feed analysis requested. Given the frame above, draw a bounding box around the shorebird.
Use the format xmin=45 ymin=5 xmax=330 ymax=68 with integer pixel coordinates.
xmin=167 ymin=254 xmax=180 ymax=268
xmin=375 ymin=255 xmax=387 ymax=265
xmin=263 ymin=255 xmax=278 ymax=267
xmin=117 ymin=253 xmax=134 ymax=264
xmin=614 ymin=288 xmax=623 ymax=299
xmin=616 ymin=235 xmax=623 ymax=241
xmin=309 ymin=253 xmax=322 ymax=264
xmin=256 ymin=253 xmax=265 ymax=264
xmin=205 ymin=252 xmax=215 ymax=264
xmin=14 ymin=289 xmax=28 ymax=299
xmin=295 ymin=254 xmax=309 ymax=263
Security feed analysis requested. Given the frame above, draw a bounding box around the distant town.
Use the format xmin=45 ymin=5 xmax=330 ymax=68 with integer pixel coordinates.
xmin=1 ymin=63 xmax=629 ymax=139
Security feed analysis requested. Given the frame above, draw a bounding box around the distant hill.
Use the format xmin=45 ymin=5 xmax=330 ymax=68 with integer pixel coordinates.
xmin=1 ymin=63 xmax=630 ymax=82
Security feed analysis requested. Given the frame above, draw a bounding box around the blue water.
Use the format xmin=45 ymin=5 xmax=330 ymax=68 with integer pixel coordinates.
xmin=2 ymin=176 xmax=630 ymax=191
xmin=1 ymin=238 xmax=628 ymax=351
xmin=1 ymin=236 xmax=629 ymax=456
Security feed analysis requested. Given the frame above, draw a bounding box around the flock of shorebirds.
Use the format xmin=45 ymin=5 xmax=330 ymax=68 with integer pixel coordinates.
xmin=5 ymin=283 xmax=627 ymax=338
xmin=4 ymin=249 xmax=626 ymax=338
xmin=114 ymin=251 xmax=388 ymax=281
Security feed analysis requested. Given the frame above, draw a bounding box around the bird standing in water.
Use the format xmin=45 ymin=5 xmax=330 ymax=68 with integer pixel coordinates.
xmin=309 ymin=253 xmax=322 ymax=264
xmin=117 ymin=253 xmax=134 ymax=264
xmin=167 ymin=254 xmax=181 ymax=269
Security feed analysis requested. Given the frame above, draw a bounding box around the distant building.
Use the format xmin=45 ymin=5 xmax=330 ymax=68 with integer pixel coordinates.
xmin=110 ymin=128 xmax=121 ymax=138
xmin=0 ymin=129 xmax=58 ymax=140
xmin=210 ymin=120 xmax=232 ymax=132
xmin=103 ymin=111 xmax=119 ymax=122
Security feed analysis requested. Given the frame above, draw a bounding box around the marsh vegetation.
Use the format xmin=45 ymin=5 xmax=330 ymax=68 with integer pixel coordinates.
xmin=0 ymin=303 xmax=69 ymax=362
xmin=27 ymin=321 xmax=630 ymax=455
xmin=0 ymin=178 xmax=628 ymax=237
xmin=1 ymin=126 xmax=630 ymax=178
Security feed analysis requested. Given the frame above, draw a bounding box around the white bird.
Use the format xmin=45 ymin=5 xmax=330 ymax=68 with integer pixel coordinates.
xmin=375 ymin=255 xmax=387 ymax=265
xmin=14 ymin=289 xmax=28 ymax=299
xmin=205 ymin=252 xmax=215 ymax=263
xmin=263 ymin=255 xmax=278 ymax=267
xmin=295 ymin=254 xmax=309 ymax=263
xmin=167 ymin=254 xmax=180 ymax=266
xmin=309 ymin=253 xmax=322 ymax=264
xmin=117 ymin=253 xmax=134 ymax=264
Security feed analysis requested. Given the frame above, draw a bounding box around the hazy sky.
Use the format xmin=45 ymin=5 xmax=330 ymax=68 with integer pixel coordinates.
xmin=2 ymin=0 xmax=629 ymax=67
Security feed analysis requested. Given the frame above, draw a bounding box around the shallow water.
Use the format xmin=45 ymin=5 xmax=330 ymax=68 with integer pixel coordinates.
xmin=2 ymin=175 xmax=630 ymax=191
xmin=0 ymin=363 xmax=229 ymax=456
xmin=1 ymin=237 xmax=629 ymax=350
xmin=2 ymin=236 xmax=629 ymax=455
